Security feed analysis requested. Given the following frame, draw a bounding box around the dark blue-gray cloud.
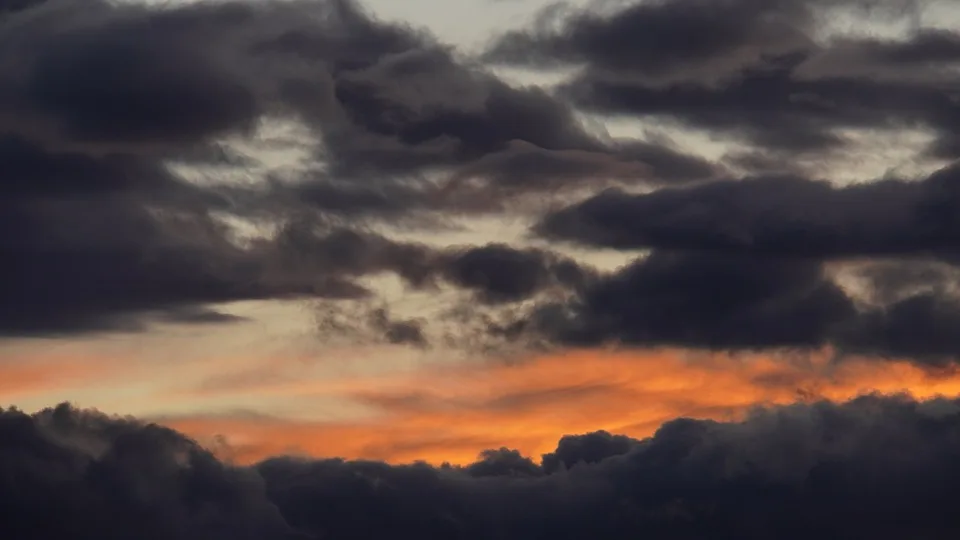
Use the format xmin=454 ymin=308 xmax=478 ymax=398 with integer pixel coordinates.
xmin=0 ymin=0 xmax=716 ymax=337
xmin=486 ymin=0 xmax=960 ymax=158
xmin=5 ymin=396 xmax=960 ymax=539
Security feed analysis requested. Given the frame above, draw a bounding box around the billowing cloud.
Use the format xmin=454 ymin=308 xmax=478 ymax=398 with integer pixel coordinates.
xmin=500 ymin=249 xmax=960 ymax=363
xmin=6 ymin=395 xmax=960 ymax=539
xmin=0 ymin=0 xmax=714 ymax=338
xmin=487 ymin=0 xmax=960 ymax=158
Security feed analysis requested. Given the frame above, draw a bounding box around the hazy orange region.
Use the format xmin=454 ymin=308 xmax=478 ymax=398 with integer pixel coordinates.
xmin=0 ymin=354 xmax=125 ymax=401
xmin=164 ymin=348 xmax=960 ymax=466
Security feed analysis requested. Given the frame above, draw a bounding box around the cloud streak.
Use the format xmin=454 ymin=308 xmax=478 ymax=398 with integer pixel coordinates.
xmin=158 ymin=349 xmax=960 ymax=465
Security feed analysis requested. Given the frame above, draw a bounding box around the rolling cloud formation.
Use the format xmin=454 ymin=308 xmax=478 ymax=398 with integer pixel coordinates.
xmin=4 ymin=396 xmax=960 ymax=540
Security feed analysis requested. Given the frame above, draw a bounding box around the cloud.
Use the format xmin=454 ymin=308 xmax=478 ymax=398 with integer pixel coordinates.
xmin=507 ymin=158 xmax=960 ymax=362
xmin=524 ymin=251 xmax=855 ymax=349
xmin=160 ymin=349 xmax=960 ymax=465
xmin=485 ymin=0 xmax=819 ymax=86
xmin=541 ymin=430 xmax=638 ymax=474
xmin=0 ymin=403 xmax=300 ymax=540
xmin=500 ymin=249 xmax=960 ymax=363
xmin=486 ymin=0 xmax=960 ymax=157
xmin=441 ymin=243 xmax=596 ymax=304
xmin=0 ymin=0 xmax=956 ymax=366
xmin=537 ymin=164 xmax=960 ymax=258
xmin=0 ymin=0 xmax=717 ymax=338
xmin=7 ymin=395 xmax=960 ymax=539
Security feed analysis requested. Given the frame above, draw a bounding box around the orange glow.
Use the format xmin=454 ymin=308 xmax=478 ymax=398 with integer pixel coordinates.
xmin=0 ymin=355 xmax=123 ymax=401
xmin=162 ymin=349 xmax=960 ymax=465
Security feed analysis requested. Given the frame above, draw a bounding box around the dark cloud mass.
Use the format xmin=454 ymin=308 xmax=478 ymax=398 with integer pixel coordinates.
xmin=2 ymin=0 xmax=960 ymax=362
xmin=6 ymin=397 xmax=960 ymax=539
xmin=518 ymin=251 xmax=858 ymax=349
xmin=487 ymin=0 xmax=960 ymax=157
xmin=0 ymin=0 xmax=715 ymax=337
xmin=500 ymin=248 xmax=960 ymax=364
xmin=537 ymin=164 xmax=960 ymax=258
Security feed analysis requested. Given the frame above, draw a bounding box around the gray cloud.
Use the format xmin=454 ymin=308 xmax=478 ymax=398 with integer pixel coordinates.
xmin=6 ymin=396 xmax=960 ymax=539
xmin=496 ymin=249 xmax=960 ymax=364
xmin=3 ymin=0 xmax=960 ymax=368
xmin=0 ymin=0 xmax=718 ymax=337
xmin=537 ymin=163 xmax=960 ymax=259
xmin=518 ymin=250 xmax=856 ymax=350
xmin=486 ymin=0 xmax=960 ymax=157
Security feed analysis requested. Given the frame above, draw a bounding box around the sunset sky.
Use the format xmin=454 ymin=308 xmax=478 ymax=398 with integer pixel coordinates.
xmin=5 ymin=0 xmax=960 ymax=538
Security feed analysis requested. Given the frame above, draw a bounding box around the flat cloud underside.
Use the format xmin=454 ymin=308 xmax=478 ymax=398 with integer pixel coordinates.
xmin=2 ymin=0 xmax=960 ymax=365
xmin=4 ymin=396 xmax=960 ymax=539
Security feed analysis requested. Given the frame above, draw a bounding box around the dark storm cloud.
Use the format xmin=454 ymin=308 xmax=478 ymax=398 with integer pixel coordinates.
xmin=0 ymin=139 xmax=342 ymax=336
xmin=541 ymin=430 xmax=638 ymax=474
xmin=321 ymin=44 xmax=718 ymax=193
xmin=486 ymin=0 xmax=960 ymax=156
xmin=521 ymin=250 xmax=857 ymax=350
xmin=441 ymin=243 xmax=596 ymax=304
xmin=494 ymin=248 xmax=960 ymax=364
xmin=0 ymin=0 xmax=722 ymax=337
xmin=525 ymin=153 xmax=960 ymax=362
xmin=485 ymin=0 xmax=818 ymax=85
xmin=1 ymin=144 xmax=602 ymax=336
xmin=268 ymin=226 xmax=596 ymax=305
xmin=0 ymin=403 xmax=302 ymax=540
xmin=7 ymin=396 xmax=960 ymax=539
xmin=0 ymin=0 xmax=706 ymax=185
xmin=537 ymin=163 xmax=960 ymax=258
xmin=464 ymin=447 xmax=544 ymax=477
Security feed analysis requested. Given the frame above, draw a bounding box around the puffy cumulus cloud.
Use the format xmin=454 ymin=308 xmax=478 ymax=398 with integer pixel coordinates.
xmin=486 ymin=0 xmax=960 ymax=158
xmin=6 ymin=396 xmax=960 ymax=539
xmin=541 ymin=430 xmax=639 ymax=474
xmin=0 ymin=403 xmax=301 ymax=540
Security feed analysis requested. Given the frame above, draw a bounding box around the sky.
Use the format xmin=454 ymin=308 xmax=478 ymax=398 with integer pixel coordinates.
xmin=5 ymin=0 xmax=960 ymax=538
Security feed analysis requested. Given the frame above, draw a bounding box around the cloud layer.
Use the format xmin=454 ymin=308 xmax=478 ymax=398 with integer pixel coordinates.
xmin=2 ymin=0 xmax=960 ymax=363
xmin=5 ymin=395 xmax=960 ymax=539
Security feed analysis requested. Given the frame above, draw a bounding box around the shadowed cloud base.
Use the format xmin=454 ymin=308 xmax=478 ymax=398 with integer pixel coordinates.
xmin=6 ymin=393 xmax=960 ymax=539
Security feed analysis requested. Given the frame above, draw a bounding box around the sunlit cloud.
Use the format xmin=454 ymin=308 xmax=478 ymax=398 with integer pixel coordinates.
xmin=162 ymin=348 xmax=960 ymax=465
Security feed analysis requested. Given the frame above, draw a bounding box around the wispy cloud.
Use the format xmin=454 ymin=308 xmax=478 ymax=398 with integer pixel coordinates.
xmin=161 ymin=348 xmax=960 ymax=464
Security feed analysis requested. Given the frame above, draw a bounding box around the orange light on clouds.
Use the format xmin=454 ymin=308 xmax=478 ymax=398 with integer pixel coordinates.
xmin=0 ymin=354 xmax=123 ymax=401
xmin=161 ymin=348 xmax=960 ymax=466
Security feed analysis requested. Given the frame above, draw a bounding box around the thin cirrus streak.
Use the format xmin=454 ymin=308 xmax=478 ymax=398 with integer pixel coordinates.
xmin=161 ymin=348 xmax=960 ymax=465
